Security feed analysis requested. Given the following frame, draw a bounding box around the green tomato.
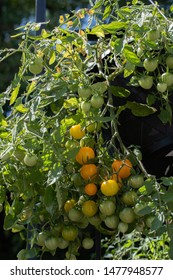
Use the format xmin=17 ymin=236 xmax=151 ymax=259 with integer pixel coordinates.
xmin=99 ymin=199 xmax=116 ymax=216
xmin=145 ymin=215 xmax=155 ymax=228
xmin=121 ymin=190 xmax=138 ymax=206
xmin=37 ymin=232 xmax=48 ymax=246
xmin=90 ymin=94 xmax=104 ymax=109
xmin=23 ymin=154 xmax=38 ymax=167
xmin=13 ymin=149 xmax=25 ymax=162
xmin=143 ymin=58 xmax=158 ymax=72
xmin=81 ymin=101 xmax=91 ymax=113
xmin=78 ymin=87 xmax=92 ymax=99
xmin=104 ymin=214 xmax=119 ymax=229
xmin=166 ymin=56 xmax=173 ymax=69
xmin=138 ymin=76 xmax=153 ymax=89
xmin=118 ymin=222 xmax=129 ymax=233
xmin=88 ymin=214 xmax=102 ymax=226
xmin=128 ymin=175 xmax=144 ymax=189
xmin=82 ymin=237 xmax=94 ymax=250
xmin=57 ymin=237 xmax=69 ymax=249
xmin=161 ymin=72 xmax=173 ymax=86
xmin=68 ymin=208 xmax=83 ymax=222
xmin=147 ymin=29 xmax=160 ymax=41
xmin=62 ymin=225 xmax=78 ymax=241
xmin=29 ymin=57 xmax=43 ymax=75
xmin=45 ymin=237 xmax=59 ymax=251
xmin=134 ymin=202 xmax=147 ymax=216
xmin=119 ymin=208 xmax=136 ymax=224
xmin=156 ymin=82 xmax=167 ymax=93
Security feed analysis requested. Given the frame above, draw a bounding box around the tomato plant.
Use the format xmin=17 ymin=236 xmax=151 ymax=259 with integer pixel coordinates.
xmin=1 ymin=0 xmax=173 ymax=260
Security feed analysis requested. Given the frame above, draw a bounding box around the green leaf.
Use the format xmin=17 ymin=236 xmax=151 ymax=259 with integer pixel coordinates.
xmin=27 ymin=81 xmax=37 ymax=95
xmin=43 ymin=185 xmax=57 ymax=215
xmin=17 ymin=248 xmax=39 ymax=260
xmin=112 ymin=38 xmax=124 ymax=54
xmin=47 ymin=163 xmax=63 ymax=185
xmin=124 ymin=61 xmax=135 ymax=77
xmin=10 ymin=84 xmax=20 ymax=105
xmin=150 ymin=213 xmax=164 ymax=231
xmin=161 ymin=177 xmax=173 ymax=186
xmin=4 ymin=214 xmax=17 ymax=230
xmin=102 ymin=21 xmax=128 ymax=34
xmin=123 ymin=46 xmax=142 ymax=66
xmin=158 ymin=107 xmax=172 ymax=124
xmin=103 ymin=5 xmax=112 ymax=20
xmin=109 ymin=86 xmax=131 ymax=98
xmin=88 ymin=25 xmax=105 ymax=37
xmin=55 ymin=182 xmax=68 ymax=211
xmin=146 ymin=94 xmax=156 ymax=106
xmin=63 ymin=98 xmax=78 ymax=109
xmin=49 ymin=50 xmax=56 ymax=65
xmin=136 ymin=205 xmax=153 ymax=216
xmin=126 ymin=101 xmax=157 ymax=117
xmin=93 ymin=115 xmax=115 ymax=122
xmin=16 ymin=104 xmax=29 ymax=113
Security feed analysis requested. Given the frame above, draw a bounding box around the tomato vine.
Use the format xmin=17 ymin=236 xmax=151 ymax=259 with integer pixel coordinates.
xmin=1 ymin=0 xmax=173 ymax=260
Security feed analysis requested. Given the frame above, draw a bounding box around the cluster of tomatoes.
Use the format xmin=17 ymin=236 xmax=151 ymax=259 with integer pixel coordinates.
xmin=39 ymin=121 xmax=153 ymax=258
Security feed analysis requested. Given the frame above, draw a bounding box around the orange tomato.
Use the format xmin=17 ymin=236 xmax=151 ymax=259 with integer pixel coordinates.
xmin=84 ymin=183 xmax=97 ymax=196
xmin=75 ymin=147 xmax=95 ymax=165
xmin=80 ymin=164 xmax=97 ymax=180
xmin=70 ymin=124 xmax=85 ymax=139
xmin=112 ymin=159 xmax=132 ymax=179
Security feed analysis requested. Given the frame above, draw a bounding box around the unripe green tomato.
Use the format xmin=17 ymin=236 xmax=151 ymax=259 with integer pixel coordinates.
xmin=134 ymin=202 xmax=147 ymax=216
xmin=166 ymin=56 xmax=173 ymax=69
xmin=161 ymin=72 xmax=173 ymax=86
xmin=128 ymin=175 xmax=144 ymax=189
xmin=147 ymin=29 xmax=160 ymax=41
xmin=45 ymin=237 xmax=59 ymax=250
xmin=57 ymin=237 xmax=69 ymax=249
xmin=88 ymin=214 xmax=102 ymax=226
xmin=68 ymin=208 xmax=83 ymax=222
xmin=118 ymin=222 xmax=129 ymax=233
xmin=99 ymin=200 xmax=116 ymax=216
xmin=104 ymin=214 xmax=119 ymax=229
xmin=119 ymin=208 xmax=136 ymax=223
xmin=121 ymin=190 xmax=138 ymax=206
xmin=90 ymin=94 xmax=104 ymax=109
xmin=82 ymin=237 xmax=94 ymax=250
xmin=23 ymin=154 xmax=38 ymax=167
xmin=138 ymin=76 xmax=153 ymax=89
xmin=37 ymin=232 xmax=48 ymax=246
xmin=78 ymin=87 xmax=92 ymax=99
xmin=156 ymin=82 xmax=167 ymax=93
xmin=145 ymin=215 xmax=155 ymax=228
xmin=29 ymin=57 xmax=43 ymax=75
xmin=143 ymin=58 xmax=158 ymax=72
xmin=81 ymin=101 xmax=91 ymax=113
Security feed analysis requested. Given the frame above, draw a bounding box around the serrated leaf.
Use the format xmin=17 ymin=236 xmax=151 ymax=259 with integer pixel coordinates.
xmin=136 ymin=205 xmax=153 ymax=216
xmin=55 ymin=182 xmax=68 ymax=211
xmin=10 ymin=84 xmax=20 ymax=105
xmin=126 ymin=101 xmax=157 ymax=117
xmin=27 ymin=81 xmax=37 ymax=95
xmin=109 ymin=86 xmax=131 ymax=98
xmin=158 ymin=108 xmax=172 ymax=124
